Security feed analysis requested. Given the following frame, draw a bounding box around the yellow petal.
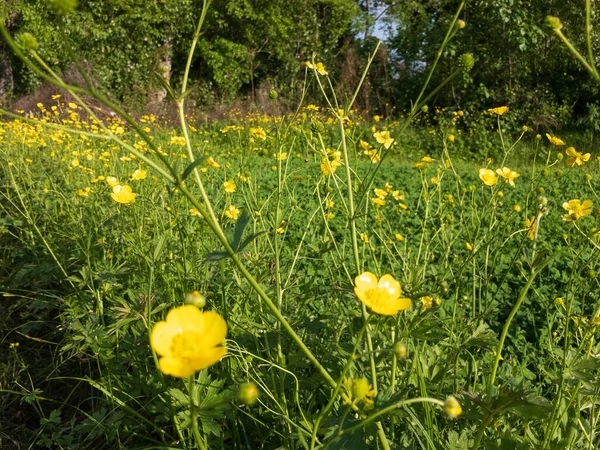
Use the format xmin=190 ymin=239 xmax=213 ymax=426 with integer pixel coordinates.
xmin=159 ymin=356 xmax=197 ymax=378
xmin=199 ymin=310 xmax=228 ymax=348
xmin=370 ymin=297 xmax=412 ymax=315
xmin=354 ymin=272 xmax=378 ymax=301
xmin=166 ymin=304 xmax=204 ymax=332
xmin=582 ymin=200 xmax=593 ymax=209
xmin=150 ymin=321 xmax=178 ymax=356
xmin=378 ymin=274 xmax=402 ymax=297
xmin=190 ymin=347 xmax=228 ymax=371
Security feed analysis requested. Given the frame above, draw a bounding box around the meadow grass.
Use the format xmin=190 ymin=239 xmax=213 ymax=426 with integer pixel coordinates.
xmin=1 ymin=104 xmax=600 ymax=449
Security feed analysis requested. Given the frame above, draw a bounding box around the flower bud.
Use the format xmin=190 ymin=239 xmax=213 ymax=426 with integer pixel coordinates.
xmin=536 ymin=134 xmax=542 ymax=141
xmin=238 ymin=382 xmax=259 ymax=406
xmin=269 ymin=89 xmax=278 ymax=100
xmin=522 ymin=126 xmax=528 ymax=132
xmin=185 ymin=291 xmax=206 ymax=308
xmin=537 ymin=195 xmax=548 ymax=206
xmin=393 ymin=342 xmax=408 ymax=359
xmin=586 ymin=173 xmax=592 ymax=181
xmin=556 ymin=152 xmax=563 ymax=160
xmin=458 ymin=53 xmax=474 ymax=72
xmin=443 ymin=396 xmax=462 ymax=418
xmin=456 ymin=20 xmax=466 ymax=30
xmin=421 ymin=105 xmax=429 ymax=113
xmin=546 ymin=16 xmax=562 ymax=31
xmin=16 ymin=32 xmax=39 ymax=52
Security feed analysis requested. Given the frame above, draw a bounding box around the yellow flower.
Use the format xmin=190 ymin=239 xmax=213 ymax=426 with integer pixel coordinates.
xmin=343 ymin=378 xmax=376 ymax=407
xmin=315 ymin=62 xmax=328 ymax=76
xmin=374 ymin=188 xmax=388 ymax=199
xmin=68 ymin=102 xmax=78 ymax=109
xmin=479 ymin=168 xmax=498 ymax=186
xmin=111 ymin=185 xmax=136 ymax=204
xmin=276 ymin=227 xmax=285 ymax=234
xmin=373 ymin=130 xmax=394 ymax=149
xmin=447 ymin=134 xmax=455 ymax=142
xmin=487 ymin=106 xmax=509 ymax=115
xmin=207 ymin=157 xmax=220 ymax=169
xmin=130 ymin=169 xmax=147 ymax=180
xmin=223 ymin=180 xmax=237 ymax=193
xmin=76 ymin=187 xmax=91 ymax=197
xmin=224 ymin=205 xmax=240 ymax=220
xmin=249 ymin=127 xmax=267 ymax=141
xmin=525 ymin=216 xmax=536 ymax=240
xmin=150 ymin=305 xmax=227 ymax=378
xmin=106 ymin=176 xmax=119 ymax=187
xmin=354 ymin=272 xmax=412 ymax=316
xmin=444 ymin=396 xmax=462 ymax=418
xmin=275 ymin=152 xmax=288 ymax=161
xmin=360 ymin=233 xmax=370 ymax=244
xmin=371 ymin=197 xmax=386 ymax=206
xmin=495 ymin=167 xmax=520 ymax=187
xmin=305 ymin=104 xmax=320 ymax=111
xmin=546 ymin=133 xmax=566 ymax=146
xmin=565 ymin=147 xmax=590 ymax=166
xmin=395 ymin=233 xmax=404 ymax=241
xmin=189 ymin=208 xmax=202 ymax=217
xmin=420 ymin=296 xmax=437 ymax=311
xmin=466 ymin=242 xmax=473 ymax=251
xmin=392 ymin=190 xmax=405 ymax=201
xmin=170 ymin=136 xmax=186 ymax=146
xmin=562 ymin=199 xmax=593 ymax=222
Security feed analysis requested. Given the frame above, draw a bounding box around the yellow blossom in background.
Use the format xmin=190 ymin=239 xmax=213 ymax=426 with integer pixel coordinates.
xmin=76 ymin=187 xmax=91 ymax=197
xmin=207 ymin=157 xmax=220 ymax=169
xmin=374 ymin=188 xmax=388 ymax=199
xmin=305 ymin=104 xmax=320 ymax=111
xmin=68 ymin=102 xmax=78 ymax=109
xmin=276 ymin=227 xmax=285 ymax=234
xmin=479 ymin=168 xmax=498 ymax=186
xmin=189 ymin=208 xmax=202 ymax=217
xmin=360 ymin=233 xmax=370 ymax=244
xmin=249 ymin=127 xmax=267 ymax=141
xmin=275 ymin=152 xmax=287 ymax=161
xmin=326 ymin=199 xmax=335 ymax=209
xmin=487 ymin=106 xmax=509 ymax=115
xmin=525 ymin=216 xmax=536 ymax=240
xmin=565 ymin=147 xmax=590 ymax=166
xmin=169 ymin=136 xmax=186 ymax=146
xmin=395 ymin=233 xmax=404 ymax=241
xmin=495 ymin=167 xmax=520 ymax=187
xmin=420 ymin=296 xmax=434 ymax=311
xmin=371 ymin=197 xmax=386 ymax=206
xmin=237 ymin=173 xmax=248 ymax=183
xmin=414 ymin=156 xmax=435 ymax=169
xmin=444 ymin=396 xmax=462 ymax=418
xmin=392 ymin=190 xmax=405 ymax=201
xmin=106 ymin=176 xmax=119 ymax=187
xmin=130 ymin=169 xmax=147 ymax=180
xmin=111 ymin=185 xmax=136 ymax=204
xmin=384 ymin=182 xmax=393 ymax=191
xmin=562 ymin=199 xmax=593 ymax=222
xmin=431 ymin=177 xmax=440 ymax=185
xmin=513 ymin=204 xmax=521 ymax=213
xmin=224 ymin=205 xmax=240 ymax=220
xmin=546 ymin=133 xmax=566 ymax=146
xmin=343 ymin=378 xmax=376 ymax=407
xmin=373 ymin=130 xmax=394 ymax=149
xmin=150 ymin=305 xmax=227 ymax=378
xmin=447 ymin=134 xmax=455 ymax=142
xmin=223 ymin=180 xmax=237 ymax=193
xmin=466 ymin=242 xmax=473 ymax=251
xmin=305 ymin=61 xmax=328 ymax=76
xmin=354 ymin=272 xmax=412 ymax=315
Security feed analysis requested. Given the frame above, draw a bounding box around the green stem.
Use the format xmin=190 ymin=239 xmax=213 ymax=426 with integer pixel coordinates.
xmin=189 ymin=376 xmax=207 ymax=450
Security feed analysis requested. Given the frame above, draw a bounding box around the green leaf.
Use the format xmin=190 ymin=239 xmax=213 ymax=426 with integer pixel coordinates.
xmin=181 ymin=156 xmax=208 ymax=182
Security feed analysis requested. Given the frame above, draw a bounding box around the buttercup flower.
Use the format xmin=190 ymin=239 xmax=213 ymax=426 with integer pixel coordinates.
xmin=207 ymin=157 xmax=220 ymax=169
xmin=487 ymin=106 xmax=509 ymax=115
xmin=130 ymin=169 xmax=147 ymax=180
xmin=495 ymin=167 xmax=520 ymax=187
xmin=525 ymin=216 xmax=536 ymax=240
xmin=305 ymin=61 xmax=328 ymax=76
xmin=223 ymin=180 xmax=237 ymax=193
xmin=224 ymin=205 xmax=240 ymax=220
xmin=106 ymin=176 xmax=119 ymax=187
xmin=343 ymin=378 xmax=376 ymax=407
xmin=373 ymin=131 xmax=394 ymax=149
xmin=562 ymin=199 xmax=593 ymax=222
xmin=546 ymin=134 xmax=566 ymax=146
xmin=443 ymin=396 xmax=462 ymax=418
xmin=151 ymin=305 xmax=227 ymax=378
xmin=565 ymin=147 xmax=590 ymax=167
xmin=479 ymin=168 xmax=498 ymax=186
xmin=111 ymin=185 xmax=136 ymax=204
xmin=354 ymin=272 xmax=411 ymax=315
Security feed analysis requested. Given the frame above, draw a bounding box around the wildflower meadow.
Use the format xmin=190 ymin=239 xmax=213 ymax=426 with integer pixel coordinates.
xmin=1 ymin=1 xmax=600 ymax=449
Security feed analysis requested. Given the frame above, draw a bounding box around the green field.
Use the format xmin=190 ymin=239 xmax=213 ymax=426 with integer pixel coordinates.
xmin=1 ymin=101 xmax=600 ymax=449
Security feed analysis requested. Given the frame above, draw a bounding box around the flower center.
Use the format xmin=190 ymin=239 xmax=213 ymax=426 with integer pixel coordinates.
xmin=170 ymin=330 xmax=203 ymax=360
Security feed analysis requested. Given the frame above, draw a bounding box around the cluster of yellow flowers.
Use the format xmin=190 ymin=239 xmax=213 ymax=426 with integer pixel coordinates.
xmin=478 ymin=167 xmax=520 ymax=187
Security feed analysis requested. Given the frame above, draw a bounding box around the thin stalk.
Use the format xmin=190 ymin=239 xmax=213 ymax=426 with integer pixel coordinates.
xmin=189 ymin=376 xmax=207 ymax=450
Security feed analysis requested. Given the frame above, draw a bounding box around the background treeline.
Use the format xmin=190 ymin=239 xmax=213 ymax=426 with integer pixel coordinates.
xmin=1 ymin=0 xmax=599 ymax=127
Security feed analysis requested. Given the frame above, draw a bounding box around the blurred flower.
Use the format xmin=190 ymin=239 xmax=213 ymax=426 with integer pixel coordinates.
xmin=170 ymin=136 xmax=186 ymax=146
xmin=225 ymin=205 xmax=240 ymax=220
xmin=343 ymin=378 xmax=376 ymax=407
xmin=447 ymin=134 xmax=455 ymax=142
xmin=238 ymin=382 xmax=259 ymax=406
xmin=479 ymin=168 xmax=498 ymax=186
xmin=546 ymin=134 xmax=566 ymax=146
xmin=373 ymin=130 xmax=394 ymax=149
xmin=223 ymin=180 xmax=237 ymax=193
xmin=130 ymin=169 xmax=147 ymax=180
xmin=150 ymin=305 xmax=227 ymax=378
xmin=495 ymin=167 xmax=520 ymax=187
xmin=525 ymin=216 xmax=536 ymax=240
xmin=207 ymin=157 xmax=220 ymax=169
xmin=306 ymin=61 xmax=328 ymax=76
xmin=111 ymin=185 xmax=136 ymax=204
xmin=395 ymin=233 xmax=404 ymax=241
xmin=444 ymin=396 xmax=462 ymax=418
xmin=565 ymin=147 xmax=590 ymax=166
xmin=106 ymin=176 xmax=119 ymax=187
xmin=249 ymin=127 xmax=267 ymax=141
xmin=562 ymin=199 xmax=593 ymax=221
xmin=354 ymin=272 xmax=411 ymax=315
xmin=487 ymin=106 xmax=509 ymax=115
